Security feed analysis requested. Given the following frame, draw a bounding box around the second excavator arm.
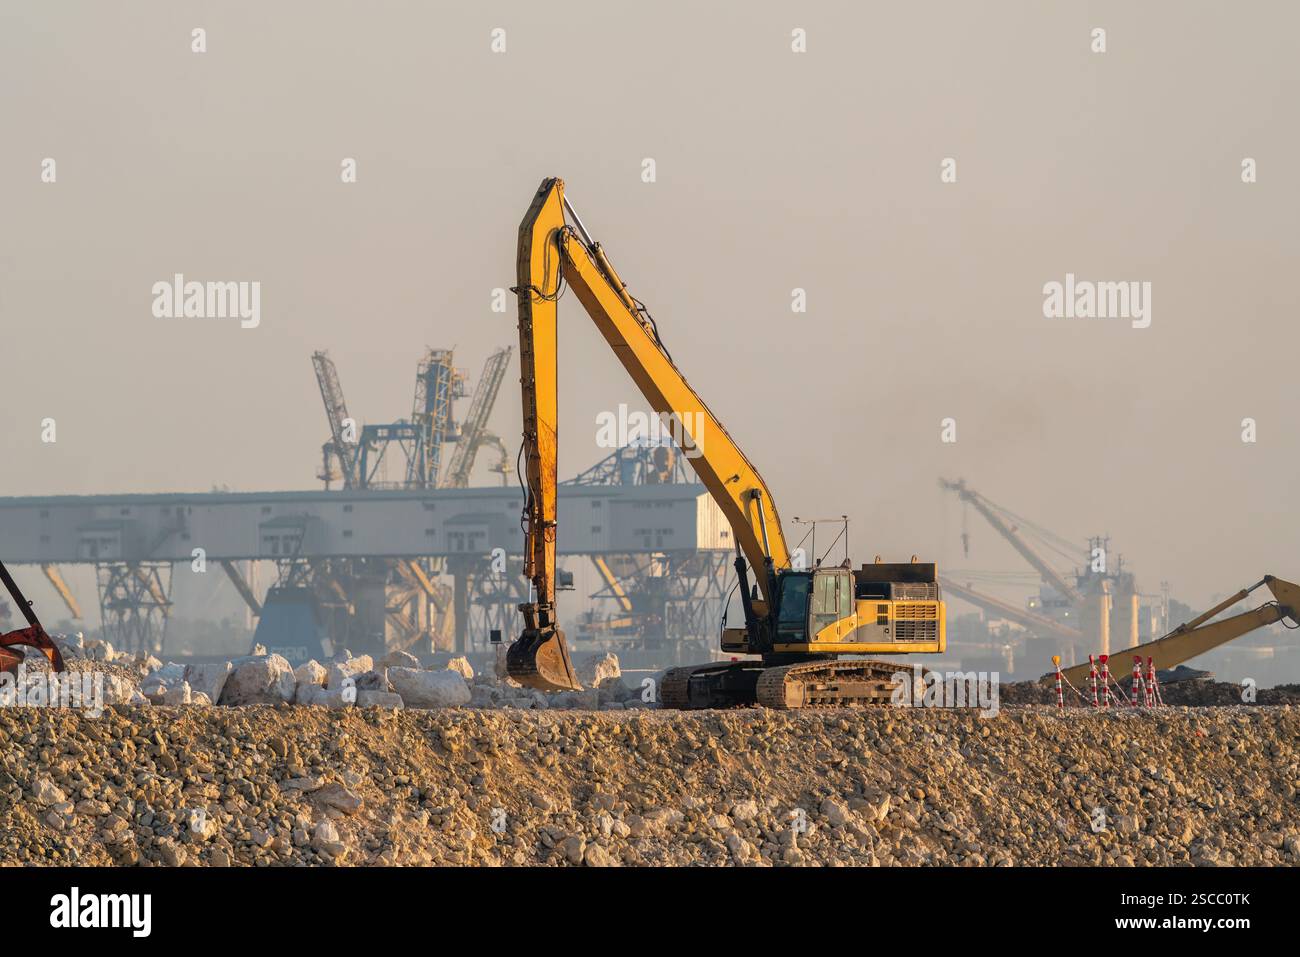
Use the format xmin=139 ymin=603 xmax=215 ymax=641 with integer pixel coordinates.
xmin=1057 ymin=575 xmax=1299 ymax=686
xmin=508 ymin=177 xmax=790 ymax=691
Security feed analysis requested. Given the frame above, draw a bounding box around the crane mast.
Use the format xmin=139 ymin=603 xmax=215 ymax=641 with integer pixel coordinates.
xmin=311 ymin=351 xmax=361 ymax=490
xmin=441 ymin=347 xmax=513 ymax=489
xmin=940 ymin=478 xmax=1083 ymax=604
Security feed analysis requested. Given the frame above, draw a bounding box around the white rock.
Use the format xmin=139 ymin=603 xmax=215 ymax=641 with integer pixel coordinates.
xmin=327 ymin=655 xmax=373 ymax=690
xmin=446 ymin=656 xmax=474 ymax=680
xmin=294 ymin=660 xmax=327 ymax=685
xmin=388 ymin=667 xmax=471 ymax=708
xmin=578 ymin=652 xmax=620 ymax=688
xmin=378 ymin=650 xmax=420 ymax=669
xmin=101 ymin=674 xmax=140 ymax=707
xmin=470 ymin=685 xmax=504 ymax=708
xmin=218 ymin=654 xmax=296 ymax=705
xmin=83 ymin=638 xmax=115 ymax=662
xmin=162 ymin=681 xmax=192 ymax=706
xmin=183 ymin=661 xmax=232 ymax=705
xmin=293 ymin=660 xmax=328 ymax=703
xmin=140 ymin=662 xmax=188 ymax=704
xmin=312 ymin=820 xmax=339 ymax=847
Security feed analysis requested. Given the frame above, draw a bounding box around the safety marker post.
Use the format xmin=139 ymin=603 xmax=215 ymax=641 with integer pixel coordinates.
xmin=1146 ymin=656 xmax=1163 ymax=706
xmin=1131 ymin=656 xmax=1144 ymax=707
xmin=1099 ymin=655 xmax=1111 ymax=708
xmin=1052 ymin=655 xmax=1063 ymax=711
xmin=1088 ymin=655 xmax=1099 ymax=708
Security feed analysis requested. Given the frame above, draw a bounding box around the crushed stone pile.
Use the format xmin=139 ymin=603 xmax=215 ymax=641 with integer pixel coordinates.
xmin=1 ymin=704 xmax=1297 ymax=867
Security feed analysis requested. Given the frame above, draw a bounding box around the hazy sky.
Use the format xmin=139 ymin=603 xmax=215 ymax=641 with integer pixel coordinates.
xmin=2 ymin=1 xmax=1296 ymax=613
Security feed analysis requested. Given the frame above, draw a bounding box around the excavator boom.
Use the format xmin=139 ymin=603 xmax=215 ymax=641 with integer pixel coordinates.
xmin=1057 ymin=575 xmax=1299 ymax=685
xmin=509 ymin=177 xmax=790 ymax=691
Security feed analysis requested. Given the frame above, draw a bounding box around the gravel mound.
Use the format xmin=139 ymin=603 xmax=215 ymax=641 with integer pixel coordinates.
xmin=1 ymin=704 xmax=1297 ymax=866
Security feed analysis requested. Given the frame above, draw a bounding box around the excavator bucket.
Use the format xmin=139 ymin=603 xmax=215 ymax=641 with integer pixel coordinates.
xmin=506 ymin=625 xmax=582 ymax=692
xmin=0 ymin=560 xmax=66 ymax=675
xmin=0 ymin=625 xmax=65 ymax=674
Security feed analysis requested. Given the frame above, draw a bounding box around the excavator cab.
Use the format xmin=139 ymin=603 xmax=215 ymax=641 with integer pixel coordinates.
xmin=773 ymin=567 xmax=860 ymax=645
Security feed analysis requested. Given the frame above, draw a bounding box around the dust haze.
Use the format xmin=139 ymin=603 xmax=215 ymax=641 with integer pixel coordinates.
xmin=2 ymin=1 xmax=1296 ymax=629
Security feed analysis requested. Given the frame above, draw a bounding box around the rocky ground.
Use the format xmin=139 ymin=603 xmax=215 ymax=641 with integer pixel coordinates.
xmin=2 ymin=702 xmax=1297 ymax=867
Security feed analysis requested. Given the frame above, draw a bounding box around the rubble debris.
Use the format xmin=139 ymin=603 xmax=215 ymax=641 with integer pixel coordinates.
xmin=2 ymin=705 xmax=1295 ymax=867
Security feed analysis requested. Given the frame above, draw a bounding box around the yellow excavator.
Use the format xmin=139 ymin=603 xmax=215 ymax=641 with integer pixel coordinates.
xmin=506 ymin=177 xmax=946 ymax=709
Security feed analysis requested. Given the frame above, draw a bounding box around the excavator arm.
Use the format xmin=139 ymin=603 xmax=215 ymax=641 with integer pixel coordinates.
xmin=509 ymin=177 xmax=790 ymax=690
xmin=1057 ymin=575 xmax=1299 ymax=686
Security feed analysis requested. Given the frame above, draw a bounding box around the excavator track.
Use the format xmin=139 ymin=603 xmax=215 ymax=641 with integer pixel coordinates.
xmin=755 ymin=659 xmax=916 ymax=710
xmin=660 ymin=658 xmax=920 ymax=710
xmin=660 ymin=661 xmax=765 ymax=710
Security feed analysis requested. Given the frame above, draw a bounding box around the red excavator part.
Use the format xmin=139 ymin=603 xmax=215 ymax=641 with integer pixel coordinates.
xmin=0 ymin=560 xmax=66 ymax=674
xmin=1 ymin=624 xmax=65 ymax=673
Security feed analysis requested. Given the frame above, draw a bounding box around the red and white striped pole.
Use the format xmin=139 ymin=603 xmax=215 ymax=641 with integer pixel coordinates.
xmin=1088 ymin=655 xmax=1099 ymax=708
xmin=1052 ymin=655 xmax=1063 ymax=711
xmin=1147 ymin=656 xmax=1162 ymax=706
xmin=1099 ymin=655 xmax=1111 ymax=708
xmin=1131 ymin=656 xmax=1143 ymax=707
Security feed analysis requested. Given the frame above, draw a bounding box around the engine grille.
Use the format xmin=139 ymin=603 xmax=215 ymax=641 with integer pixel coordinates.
xmin=894 ymin=601 xmax=939 ymax=640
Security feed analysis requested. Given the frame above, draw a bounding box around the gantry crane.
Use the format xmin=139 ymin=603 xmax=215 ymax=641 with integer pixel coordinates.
xmin=407 ymin=349 xmax=464 ymax=490
xmin=440 ymin=347 xmax=513 ymax=489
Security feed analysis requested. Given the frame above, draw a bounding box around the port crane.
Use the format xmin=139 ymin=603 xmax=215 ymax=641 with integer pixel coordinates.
xmin=506 ymin=178 xmax=946 ymax=708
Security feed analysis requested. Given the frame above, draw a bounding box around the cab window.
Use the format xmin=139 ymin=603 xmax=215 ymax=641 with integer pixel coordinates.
xmin=811 ymin=571 xmax=846 ymax=634
xmin=776 ymin=574 xmax=811 ymax=630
